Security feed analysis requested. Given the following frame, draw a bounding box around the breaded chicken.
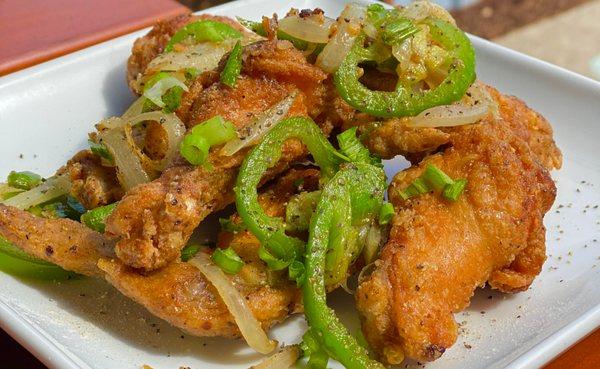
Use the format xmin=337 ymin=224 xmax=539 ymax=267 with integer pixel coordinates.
xmin=106 ymin=40 xmax=327 ymax=272
xmin=0 ymin=204 xmax=114 ymax=277
xmin=0 ymin=168 xmax=318 ymax=338
xmin=363 ymin=85 xmax=562 ymax=171
xmin=356 ymin=117 xmax=557 ymax=364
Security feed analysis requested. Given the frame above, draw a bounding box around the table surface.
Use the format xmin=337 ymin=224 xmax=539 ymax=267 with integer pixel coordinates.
xmin=0 ymin=0 xmax=598 ymax=368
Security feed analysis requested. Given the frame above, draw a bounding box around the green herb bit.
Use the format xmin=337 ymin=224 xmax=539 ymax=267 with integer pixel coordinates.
xmin=180 ymin=116 xmax=237 ymax=166
xmin=7 ymin=171 xmax=42 ymax=190
xmin=443 ymin=178 xmax=468 ymax=201
xmin=180 ymin=244 xmax=201 ymax=262
xmin=220 ymin=40 xmax=243 ymax=87
xmin=80 ymin=203 xmax=117 ymax=233
xmin=378 ymin=202 xmax=394 ymax=225
xmin=211 ymin=247 xmax=244 ymax=274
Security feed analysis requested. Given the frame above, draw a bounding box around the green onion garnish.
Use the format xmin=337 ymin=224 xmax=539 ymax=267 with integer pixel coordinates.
xmin=88 ymin=139 xmax=113 ymax=162
xmin=422 ymin=164 xmax=455 ymax=190
xmin=337 ymin=127 xmax=381 ymax=166
xmin=179 ymin=116 xmax=237 ymax=166
xmin=80 ymin=203 xmax=117 ymax=233
xmin=288 ymin=260 xmax=306 ymax=287
xmin=443 ymin=178 xmax=468 ymax=201
xmin=7 ymin=171 xmax=42 ymax=190
xmin=211 ymin=247 xmax=244 ymax=274
xmin=378 ymin=202 xmax=394 ymax=225
xmin=180 ymin=244 xmax=201 ymax=262
xmin=399 ymin=164 xmax=468 ymax=202
xmin=220 ymin=40 xmax=243 ymax=87
xmin=165 ymin=20 xmax=242 ymax=53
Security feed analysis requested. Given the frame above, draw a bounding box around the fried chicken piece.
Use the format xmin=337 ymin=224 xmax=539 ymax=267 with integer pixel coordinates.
xmin=107 ymin=40 xmax=328 ymax=272
xmin=363 ymin=85 xmax=562 ymax=171
xmin=356 ymin=118 xmax=557 ymax=364
xmin=127 ymin=13 xmax=247 ymax=93
xmin=101 ymin=167 xmax=318 ymax=336
xmin=0 ymin=204 xmax=114 ymax=277
xmin=64 ymin=150 xmax=123 ymax=209
xmin=0 ymin=168 xmax=318 ymax=338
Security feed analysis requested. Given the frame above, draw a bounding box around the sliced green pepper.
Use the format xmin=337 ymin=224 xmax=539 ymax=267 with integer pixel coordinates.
xmin=165 ymin=20 xmax=242 ymax=52
xmin=0 ymin=236 xmax=76 ymax=280
xmin=334 ymin=18 xmax=476 ymax=118
xmin=235 ymin=117 xmax=347 ymax=268
xmin=302 ymin=162 xmax=386 ymax=369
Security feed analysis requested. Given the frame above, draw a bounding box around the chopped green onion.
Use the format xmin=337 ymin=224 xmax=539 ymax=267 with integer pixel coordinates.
xmin=288 ymin=260 xmax=306 ymax=287
xmin=80 ymin=203 xmax=117 ymax=233
xmin=88 ymin=139 xmax=113 ymax=162
xmin=220 ymin=40 xmax=243 ymax=87
xmin=378 ymin=202 xmax=394 ymax=225
xmin=180 ymin=116 xmax=237 ymax=166
xmin=180 ymin=244 xmax=201 ymax=262
xmin=399 ymin=164 xmax=467 ymax=201
xmin=219 ymin=217 xmax=246 ymax=233
xmin=142 ymin=73 xmax=188 ymax=109
xmin=443 ymin=178 xmax=468 ymax=201
xmin=366 ymin=4 xmax=387 ymax=27
xmin=7 ymin=171 xmax=42 ymax=190
xmin=422 ymin=164 xmax=454 ymax=190
xmin=285 ymin=191 xmax=321 ymax=232
xmin=259 ymin=229 xmax=301 ymax=271
xmin=165 ymin=20 xmax=242 ymax=52
xmin=337 ymin=127 xmax=381 ymax=166
xmin=161 ymin=85 xmax=185 ymax=113
xmin=211 ymin=247 xmax=244 ymax=274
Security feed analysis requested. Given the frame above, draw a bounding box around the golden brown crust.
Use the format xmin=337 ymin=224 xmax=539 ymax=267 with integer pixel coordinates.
xmin=0 ymin=204 xmax=114 ymax=277
xmin=356 ymin=109 xmax=557 ymax=363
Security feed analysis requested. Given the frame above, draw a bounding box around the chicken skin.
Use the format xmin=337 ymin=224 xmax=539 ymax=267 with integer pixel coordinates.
xmin=0 ymin=168 xmax=318 ymax=338
xmin=106 ymin=40 xmax=328 ymax=272
xmin=356 ymin=107 xmax=557 ymax=364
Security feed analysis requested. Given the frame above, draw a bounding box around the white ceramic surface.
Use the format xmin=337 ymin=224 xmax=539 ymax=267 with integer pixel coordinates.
xmin=0 ymin=1 xmax=599 ymax=369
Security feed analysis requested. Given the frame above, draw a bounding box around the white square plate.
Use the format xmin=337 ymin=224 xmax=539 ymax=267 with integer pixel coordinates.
xmin=1 ymin=1 xmax=599 ymax=368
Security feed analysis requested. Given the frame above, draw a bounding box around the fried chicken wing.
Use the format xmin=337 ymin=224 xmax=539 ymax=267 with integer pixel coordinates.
xmin=107 ymin=40 xmax=328 ymax=272
xmin=0 ymin=204 xmax=114 ymax=277
xmin=0 ymin=168 xmax=318 ymax=337
xmin=363 ymin=85 xmax=562 ymax=171
xmin=356 ymin=116 xmax=557 ymax=364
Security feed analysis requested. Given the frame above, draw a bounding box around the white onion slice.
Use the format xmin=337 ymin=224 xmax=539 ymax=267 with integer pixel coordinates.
xmin=189 ymin=252 xmax=277 ymax=354
xmin=2 ymin=174 xmax=71 ymax=210
xmin=100 ymin=127 xmax=150 ymax=191
xmin=220 ymin=92 xmax=297 ymax=156
xmin=316 ymin=4 xmax=366 ymax=73
xmin=143 ymin=76 xmax=188 ymax=108
xmin=146 ymin=42 xmax=234 ymax=76
xmin=121 ymin=96 xmax=146 ymax=119
xmin=278 ymin=15 xmax=335 ymax=44
xmin=249 ymin=345 xmax=300 ymax=369
xmin=407 ymin=82 xmax=497 ymax=128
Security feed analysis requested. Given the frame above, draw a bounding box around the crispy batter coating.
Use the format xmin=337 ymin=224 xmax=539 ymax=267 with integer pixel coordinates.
xmin=107 ymin=40 xmax=328 ymax=272
xmin=356 ymin=117 xmax=557 ymax=364
xmin=65 ymin=150 xmax=123 ymax=209
xmin=0 ymin=168 xmax=317 ymax=338
xmin=363 ymin=85 xmax=562 ymax=171
xmin=0 ymin=204 xmax=114 ymax=277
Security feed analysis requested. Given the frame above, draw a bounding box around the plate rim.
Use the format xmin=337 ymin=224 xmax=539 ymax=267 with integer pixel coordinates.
xmin=0 ymin=1 xmax=599 ymax=368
